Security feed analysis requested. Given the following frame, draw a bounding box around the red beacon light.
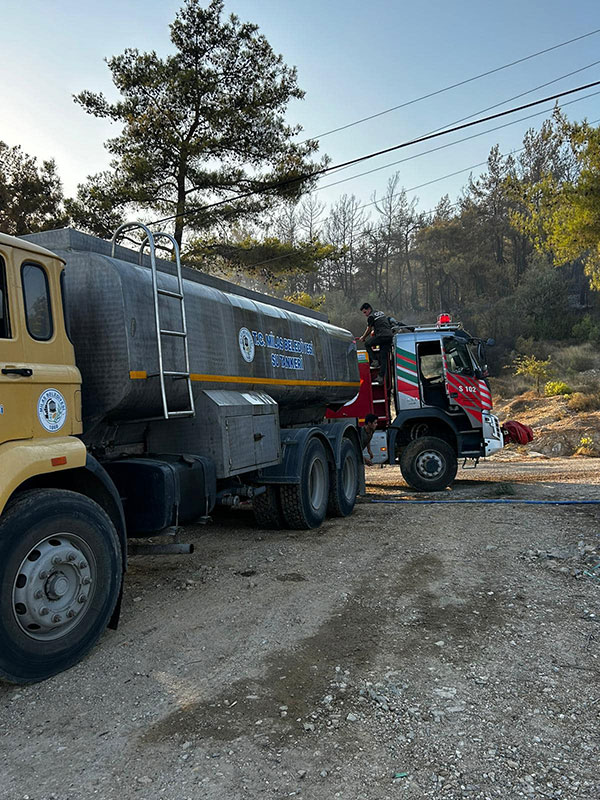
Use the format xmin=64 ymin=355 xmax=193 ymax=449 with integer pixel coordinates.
xmin=437 ymin=313 xmax=452 ymax=326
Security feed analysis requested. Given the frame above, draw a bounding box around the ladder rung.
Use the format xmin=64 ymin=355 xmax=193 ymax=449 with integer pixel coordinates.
xmin=158 ymin=288 xmax=184 ymax=299
xmin=167 ymin=410 xmax=195 ymax=418
xmin=160 ymin=329 xmax=186 ymax=337
xmin=163 ymin=371 xmax=190 ymax=377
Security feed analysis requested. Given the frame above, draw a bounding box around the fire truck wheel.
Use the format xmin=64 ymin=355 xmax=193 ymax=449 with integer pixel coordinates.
xmin=253 ymin=486 xmax=284 ymax=529
xmin=280 ymin=438 xmax=330 ymax=529
xmin=400 ymin=436 xmax=458 ymax=492
xmin=0 ymin=489 xmax=122 ymax=684
xmin=328 ymin=437 xmax=359 ymax=517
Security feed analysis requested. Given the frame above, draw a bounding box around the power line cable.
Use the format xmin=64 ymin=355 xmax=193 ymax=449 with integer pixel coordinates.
xmin=148 ymin=79 xmax=600 ymax=229
xmin=300 ymin=27 xmax=600 ymax=143
xmin=320 ymin=59 xmax=600 ymax=183
xmin=317 ymin=86 xmax=600 ymax=192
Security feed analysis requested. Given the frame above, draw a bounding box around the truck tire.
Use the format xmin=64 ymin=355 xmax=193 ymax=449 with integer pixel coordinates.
xmin=328 ymin=437 xmax=359 ymax=517
xmin=280 ymin=438 xmax=330 ymax=529
xmin=0 ymin=489 xmax=123 ymax=684
xmin=400 ymin=436 xmax=458 ymax=492
xmin=253 ymin=486 xmax=284 ymax=529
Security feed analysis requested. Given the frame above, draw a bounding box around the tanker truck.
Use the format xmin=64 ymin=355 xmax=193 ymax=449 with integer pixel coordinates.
xmin=0 ymin=223 xmax=363 ymax=683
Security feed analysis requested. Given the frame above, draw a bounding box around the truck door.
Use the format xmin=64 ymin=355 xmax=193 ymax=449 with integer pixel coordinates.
xmin=19 ymin=258 xmax=81 ymax=440
xmin=442 ymin=336 xmax=487 ymax=427
xmin=0 ymin=249 xmax=33 ymax=442
xmin=1 ymin=247 xmax=81 ymax=445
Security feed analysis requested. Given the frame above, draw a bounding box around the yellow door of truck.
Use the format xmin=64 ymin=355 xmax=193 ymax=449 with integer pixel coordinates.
xmin=0 ymin=236 xmax=81 ymax=446
xmin=0 ymin=247 xmax=33 ymax=442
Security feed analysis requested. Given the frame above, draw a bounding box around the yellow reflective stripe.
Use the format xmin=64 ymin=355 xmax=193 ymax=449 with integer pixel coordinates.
xmin=129 ymin=370 xmax=359 ymax=388
xmin=189 ymin=373 xmax=360 ymax=388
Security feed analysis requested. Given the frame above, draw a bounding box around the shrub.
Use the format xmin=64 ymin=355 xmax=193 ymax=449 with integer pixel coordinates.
xmin=572 ymin=315 xmax=600 ymax=344
xmin=567 ymin=392 xmax=600 ymax=412
xmin=512 ymin=354 xmax=552 ymax=395
xmin=544 ymin=380 xmax=573 ymax=396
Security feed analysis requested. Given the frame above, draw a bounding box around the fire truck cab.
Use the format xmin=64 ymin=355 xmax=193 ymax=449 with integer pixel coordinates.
xmin=330 ymin=315 xmax=504 ymax=491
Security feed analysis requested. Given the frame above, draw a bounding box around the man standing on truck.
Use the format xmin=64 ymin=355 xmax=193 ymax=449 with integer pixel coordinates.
xmin=358 ymin=303 xmax=394 ymax=379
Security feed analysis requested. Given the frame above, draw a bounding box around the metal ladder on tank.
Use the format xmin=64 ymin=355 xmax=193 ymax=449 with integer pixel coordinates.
xmin=111 ymin=222 xmax=195 ymax=420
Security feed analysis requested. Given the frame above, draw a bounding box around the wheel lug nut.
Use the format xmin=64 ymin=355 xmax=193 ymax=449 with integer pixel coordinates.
xmin=79 ymin=561 xmax=87 ymax=570
xmin=34 ymin=589 xmax=43 ymax=599
xmin=39 ymin=571 xmax=48 ymax=580
xmin=82 ymin=577 xmax=91 ymax=585
xmin=78 ymin=595 xmax=87 ymax=604
xmin=52 ymin=614 xmax=61 ymax=623
xmin=51 ymin=555 xmax=62 ymax=565
xmin=39 ymin=607 xmax=50 ymax=616
xmin=67 ymin=553 xmax=76 ymax=562
xmin=66 ymin=610 xmax=76 ymax=618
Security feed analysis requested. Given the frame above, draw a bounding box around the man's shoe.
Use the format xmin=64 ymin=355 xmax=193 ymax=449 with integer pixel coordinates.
xmin=370 ymin=360 xmax=380 ymax=369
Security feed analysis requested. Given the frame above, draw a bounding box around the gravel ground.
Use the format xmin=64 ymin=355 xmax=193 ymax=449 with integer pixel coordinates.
xmin=1 ymin=457 xmax=599 ymax=800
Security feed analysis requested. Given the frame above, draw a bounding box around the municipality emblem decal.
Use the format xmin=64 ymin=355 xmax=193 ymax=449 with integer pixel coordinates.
xmin=238 ymin=327 xmax=255 ymax=363
xmin=38 ymin=389 xmax=67 ymax=432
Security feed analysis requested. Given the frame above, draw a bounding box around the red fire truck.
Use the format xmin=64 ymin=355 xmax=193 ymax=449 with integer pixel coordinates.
xmin=329 ymin=315 xmax=514 ymax=491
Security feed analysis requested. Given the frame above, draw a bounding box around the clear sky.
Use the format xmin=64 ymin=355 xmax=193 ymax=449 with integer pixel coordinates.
xmin=2 ymin=0 xmax=599 ymax=222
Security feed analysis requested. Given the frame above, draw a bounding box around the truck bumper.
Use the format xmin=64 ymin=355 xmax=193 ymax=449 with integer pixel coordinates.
xmin=482 ymin=413 xmax=504 ymax=457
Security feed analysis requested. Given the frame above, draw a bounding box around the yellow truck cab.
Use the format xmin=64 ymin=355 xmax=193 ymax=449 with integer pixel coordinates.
xmin=0 ymin=233 xmax=124 ymax=684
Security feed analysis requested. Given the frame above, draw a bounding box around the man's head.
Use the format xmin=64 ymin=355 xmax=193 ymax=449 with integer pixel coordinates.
xmin=360 ymin=302 xmax=372 ymax=317
xmin=364 ymin=413 xmax=378 ymax=433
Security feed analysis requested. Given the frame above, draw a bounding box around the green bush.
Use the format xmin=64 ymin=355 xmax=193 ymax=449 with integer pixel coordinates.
xmin=567 ymin=392 xmax=600 ymax=412
xmin=544 ymin=380 xmax=573 ymax=396
xmin=572 ymin=314 xmax=600 ymax=345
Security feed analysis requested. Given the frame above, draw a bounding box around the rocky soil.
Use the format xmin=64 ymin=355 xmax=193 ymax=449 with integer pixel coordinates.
xmin=1 ymin=458 xmax=599 ymax=800
xmin=495 ymin=391 xmax=600 ymax=457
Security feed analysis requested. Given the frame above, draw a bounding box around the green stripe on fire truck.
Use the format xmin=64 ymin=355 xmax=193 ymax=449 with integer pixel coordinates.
xmin=396 ymin=365 xmax=419 ymax=384
xmin=396 ymin=346 xmax=417 ymax=364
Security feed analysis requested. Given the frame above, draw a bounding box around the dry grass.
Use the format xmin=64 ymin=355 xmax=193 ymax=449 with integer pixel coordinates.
xmin=567 ymin=392 xmax=600 ymax=412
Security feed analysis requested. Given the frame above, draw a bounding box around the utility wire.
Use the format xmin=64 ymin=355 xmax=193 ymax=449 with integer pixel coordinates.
xmin=317 ymin=86 xmax=600 ymax=192
xmin=300 ymin=27 xmax=600 ymax=143
xmin=149 ymin=79 xmax=600 ymax=229
xmin=320 ymin=59 xmax=600 ymax=183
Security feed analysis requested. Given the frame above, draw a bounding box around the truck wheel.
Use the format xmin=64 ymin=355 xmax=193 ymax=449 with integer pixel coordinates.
xmin=253 ymin=486 xmax=284 ymax=529
xmin=328 ymin=437 xmax=359 ymax=517
xmin=400 ymin=436 xmax=458 ymax=492
xmin=280 ymin=438 xmax=330 ymax=529
xmin=0 ymin=489 xmax=123 ymax=684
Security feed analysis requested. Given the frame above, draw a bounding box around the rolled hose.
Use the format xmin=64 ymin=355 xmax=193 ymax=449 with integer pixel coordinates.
xmin=371 ymin=499 xmax=600 ymax=505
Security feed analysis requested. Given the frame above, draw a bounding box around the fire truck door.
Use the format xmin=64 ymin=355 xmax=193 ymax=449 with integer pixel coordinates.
xmin=442 ymin=337 xmax=485 ymax=427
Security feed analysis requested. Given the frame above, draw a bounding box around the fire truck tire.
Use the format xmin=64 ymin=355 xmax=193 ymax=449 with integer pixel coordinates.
xmin=253 ymin=486 xmax=284 ymax=529
xmin=400 ymin=436 xmax=458 ymax=492
xmin=0 ymin=489 xmax=122 ymax=684
xmin=328 ymin=437 xmax=360 ymax=517
xmin=280 ymin=438 xmax=330 ymax=529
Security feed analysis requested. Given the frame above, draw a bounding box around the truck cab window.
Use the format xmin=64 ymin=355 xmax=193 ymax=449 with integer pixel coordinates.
xmin=0 ymin=256 xmax=10 ymax=338
xmin=443 ymin=337 xmax=473 ymax=375
xmin=22 ymin=262 xmax=53 ymax=341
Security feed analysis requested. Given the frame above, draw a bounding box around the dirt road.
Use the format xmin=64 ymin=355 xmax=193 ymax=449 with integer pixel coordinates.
xmin=2 ymin=458 xmax=599 ymax=800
